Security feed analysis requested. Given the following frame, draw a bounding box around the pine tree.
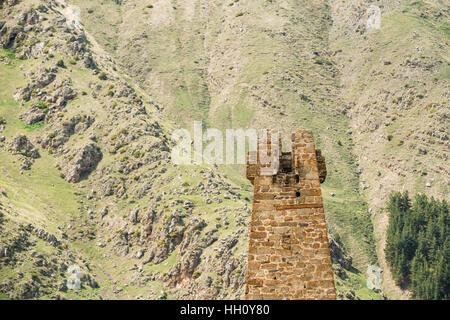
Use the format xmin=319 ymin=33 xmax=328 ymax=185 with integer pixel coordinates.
xmin=386 ymin=192 xmax=449 ymax=299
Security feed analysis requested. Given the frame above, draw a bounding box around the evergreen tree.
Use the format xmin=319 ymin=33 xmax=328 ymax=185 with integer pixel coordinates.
xmin=385 ymin=191 xmax=449 ymax=299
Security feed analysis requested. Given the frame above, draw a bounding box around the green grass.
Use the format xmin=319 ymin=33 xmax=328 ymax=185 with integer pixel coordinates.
xmin=0 ymin=150 xmax=81 ymax=232
xmin=24 ymin=121 xmax=45 ymax=131
xmin=144 ymin=248 xmax=178 ymax=273
xmin=70 ymin=0 xmax=122 ymax=53
xmin=0 ymin=50 xmax=27 ymax=134
xmin=172 ymin=67 xmax=212 ymax=127
xmin=232 ymin=91 xmax=254 ymax=128
xmin=0 ymin=293 xmax=10 ymax=300
xmin=33 ymin=239 xmax=58 ymax=255
xmin=4 ymin=0 xmax=431 ymax=300
xmin=2 ymin=48 xmax=16 ymax=60
xmin=0 ymin=265 xmax=16 ymax=280
xmin=0 ymin=58 xmax=81 ymax=233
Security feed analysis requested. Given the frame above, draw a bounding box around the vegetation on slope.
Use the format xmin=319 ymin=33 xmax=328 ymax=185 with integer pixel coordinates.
xmin=74 ymin=0 xmax=380 ymax=268
xmin=329 ymin=0 xmax=449 ymax=298
xmin=1 ymin=0 xmax=447 ymax=301
xmin=386 ymin=191 xmax=449 ymax=299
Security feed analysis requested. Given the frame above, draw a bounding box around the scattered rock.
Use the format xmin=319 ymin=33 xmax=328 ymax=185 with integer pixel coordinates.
xmin=345 ymin=289 xmax=356 ymax=300
xmin=360 ymin=181 xmax=370 ymax=190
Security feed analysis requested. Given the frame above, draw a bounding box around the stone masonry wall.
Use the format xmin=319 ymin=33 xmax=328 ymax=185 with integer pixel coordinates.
xmin=245 ymin=129 xmax=336 ymax=300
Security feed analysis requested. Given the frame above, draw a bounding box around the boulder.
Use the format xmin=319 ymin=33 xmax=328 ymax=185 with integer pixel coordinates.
xmin=36 ymin=71 xmax=56 ymax=88
xmin=129 ymin=206 xmax=140 ymax=224
xmin=83 ymin=53 xmax=96 ymax=69
xmin=61 ymin=143 xmax=102 ymax=183
xmin=10 ymin=134 xmax=39 ymax=158
xmin=49 ymin=80 xmax=76 ymax=107
xmin=13 ymin=84 xmax=32 ymax=102
xmin=0 ymin=244 xmax=9 ymax=258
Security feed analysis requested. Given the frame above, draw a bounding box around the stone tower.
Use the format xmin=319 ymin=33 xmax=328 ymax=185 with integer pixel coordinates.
xmin=245 ymin=129 xmax=336 ymax=300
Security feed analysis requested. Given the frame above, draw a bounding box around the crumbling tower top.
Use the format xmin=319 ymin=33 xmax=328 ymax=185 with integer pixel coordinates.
xmin=247 ymin=129 xmax=327 ymax=185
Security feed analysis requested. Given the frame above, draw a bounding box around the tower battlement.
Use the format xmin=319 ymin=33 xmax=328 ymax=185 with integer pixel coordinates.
xmin=245 ymin=129 xmax=336 ymax=300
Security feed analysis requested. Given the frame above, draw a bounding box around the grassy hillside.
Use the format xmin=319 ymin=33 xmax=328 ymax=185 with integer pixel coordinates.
xmin=0 ymin=0 xmax=447 ymax=300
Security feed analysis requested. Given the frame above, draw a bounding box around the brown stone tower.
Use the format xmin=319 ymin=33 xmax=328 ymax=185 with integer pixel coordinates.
xmin=244 ymin=129 xmax=336 ymax=300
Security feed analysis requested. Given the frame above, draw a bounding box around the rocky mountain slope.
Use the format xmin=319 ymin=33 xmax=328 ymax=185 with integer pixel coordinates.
xmin=0 ymin=0 xmax=447 ymax=300
xmin=329 ymin=0 xmax=449 ymax=299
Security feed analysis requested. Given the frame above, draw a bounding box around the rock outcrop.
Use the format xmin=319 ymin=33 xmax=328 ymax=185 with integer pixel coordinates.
xmin=329 ymin=235 xmax=353 ymax=270
xmin=9 ymin=134 xmax=39 ymax=158
xmin=19 ymin=105 xmax=47 ymax=125
xmin=60 ymin=143 xmax=102 ymax=183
